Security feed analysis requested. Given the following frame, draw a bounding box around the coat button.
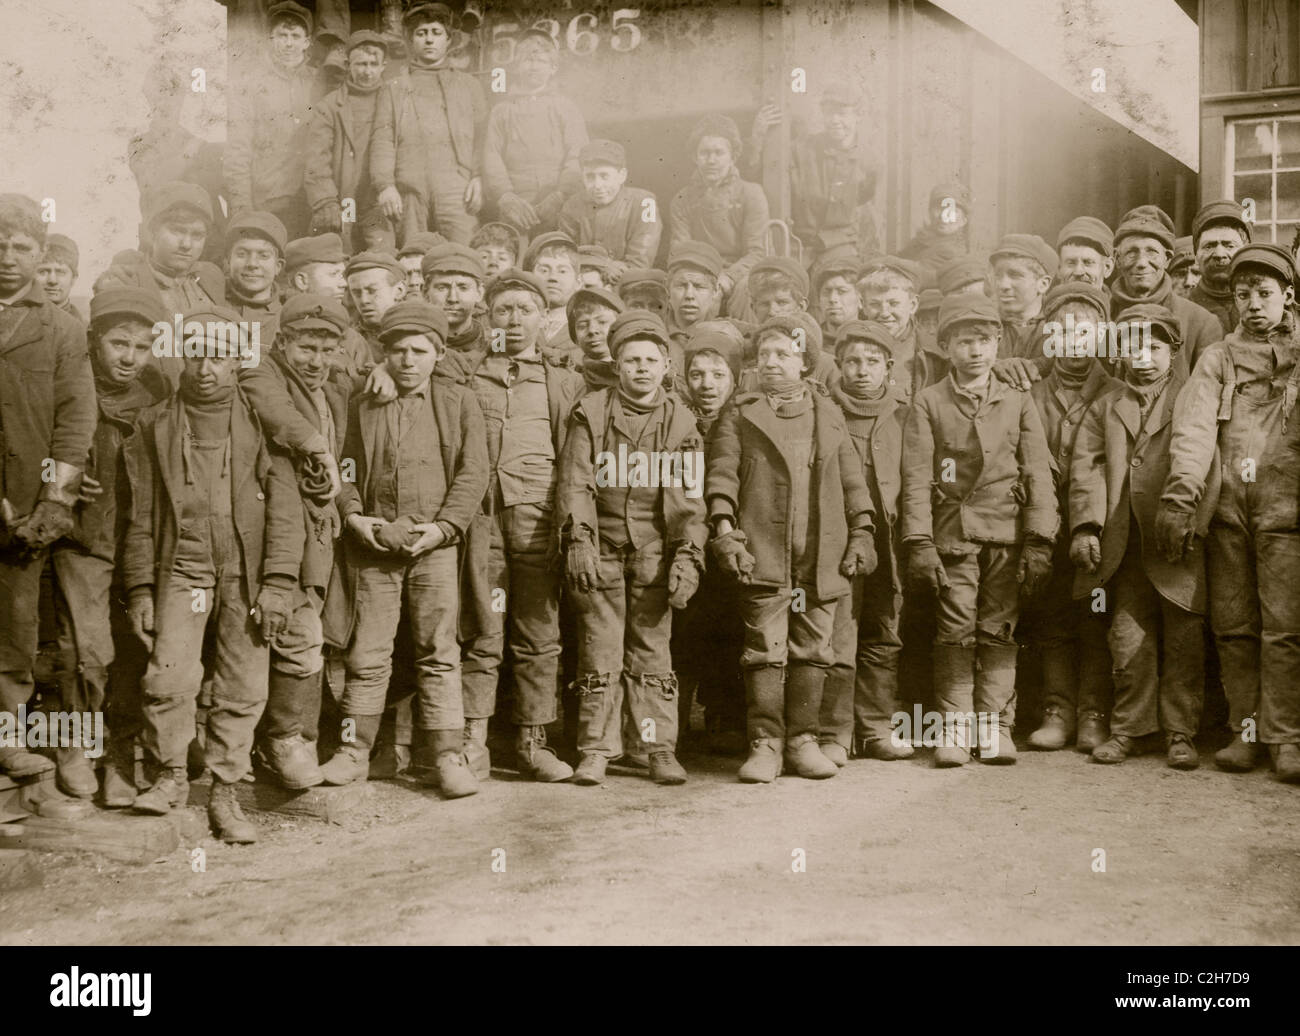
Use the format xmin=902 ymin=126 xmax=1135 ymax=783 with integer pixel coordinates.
xmin=257 ymin=491 xmax=265 ymax=499
xmin=1130 ymin=458 xmax=1142 ymax=468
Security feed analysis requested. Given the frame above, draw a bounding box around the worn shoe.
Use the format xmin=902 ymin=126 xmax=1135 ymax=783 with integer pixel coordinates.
xmin=208 ymin=780 xmax=258 ymax=844
xmin=429 ymin=730 xmax=478 ymax=799
xmin=857 ymin=735 xmax=914 ymax=761
xmin=0 ymin=746 xmax=54 ymax=780
xmin=132 ymin=767 xmax=189 ymax=815
xmin=1166 ymin=732 xmax=1199 ymax=771
xmin=368 ymin=743 xmax=410 ymax=780
xmin=99 ymin=741 xmax=138 ymax=809
xmin=818 ymin=740 xmax=849 ymax=768
xmin=573 ymin=753 xmax=608 ymax=786
xmin=784 ymin=734 xmax=838 ymax=779
xmin=1075 ymin=711 xmax=1109 ymax=753
xmin=737 ymin=738 xmax=782 ymax=783
xmin=978 ymin=725 xmax=1018 ymax=765
xmin=1272 ymin=743 xmax=1300 ymax=784
xmin=1215 ymin=734 xmax=1265 ymax=773
xmin=258 ymin=734 xmax=324 ymax=790
xmin=1091 ymin=733 xmax=1156 ymax=764
xmin=1028 ymin=706 xmax=1073 ymax=751
xmin=463 ymin=718 xmax=490 ymax=780
xmin=319 ymin=744 xmax=370 ymax=786
xmin=516 ymin=725 xmax=573 ymax=782
xmin=55 ymin=746 xmax=99 ymax=798
xmin=649 ymin=750 xmax=687 ymax=785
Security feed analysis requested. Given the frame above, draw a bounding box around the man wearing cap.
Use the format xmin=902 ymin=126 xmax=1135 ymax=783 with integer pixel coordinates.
xmin=37 ymin=233 xmax=83 ymax=324
xmin=566 ymin=283 xmax=625 ymax=393
xmin=1109 ymin=212 xmax=1222 ymax=377
xmin=812 ymin=245 xmax=862 ymax=340
xmin=371 ymin=3 xmax=488 ymax=246
xmin=45 ymin=288 xmax=171 ymax=801
xmin=224 ymin=211 xmax=288 ymax=343
xmin=225 ymin=0 xmax=325 ymax=239
xmin=1188 ymin=199 xmax=1253 ymax=335
xmin=345 ymin=250 xmax=407 ymax=365
xmin=0 ymin=194 xmax=97 ymax=781
xmin=1056 ymin=216 xmax=1115 ymax=290
xmin=322 ymin=298 xmax=488 ymax=796
xmin=900 ymin=181 xmax=974 ymax=277
xmin=749 ymin=82 xmax=882 ymax=268
xmin=239 ymin=294 xmax=354 ymax=789
xmin=455 ymin=269 xmax=583 ymax=782
xmin=125 ymin=306 xmax=306 ymax=841
xmin=1159 ymin=242 xmax=1300 ymax=782
xmin=304 ymin=29 xmax=394 ymax=253
xmin=558 ymin=308 xmax=707 ymax=786
xmin=558 ymin=139 xmax=662 ymax=280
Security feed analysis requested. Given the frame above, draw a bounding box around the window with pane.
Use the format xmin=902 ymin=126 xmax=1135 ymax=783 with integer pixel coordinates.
xmin=1227 ymin=116 xmax=1300 ymax=245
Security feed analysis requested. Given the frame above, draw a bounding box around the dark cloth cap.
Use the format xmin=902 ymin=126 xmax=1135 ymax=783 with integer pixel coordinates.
xmin=1056 ymin=216 xmax=1114 ymax=256
xmin=1114 ymin=215 xmax=1175 ymax=251
xmin=859 ymin=254 xmax=923 ymax=292
xmin=618 ymin=268 xmax=668 ymax=296
xmin=346 ymin=29 xmax=390 ymax=54
xmin=1192 ymin=199 xmax=1253 ymax=246
xmin=755 ymin=311 xmax=823 ymax=372
xmin=397 ymin=231 xmax=447 ymax=259
xmin=1170 ymin=236 xmax=1194 ymax=271
xmin=609 ymin=308 xmax=670 ymax=356
xmin=523 ymin=230 xmax=577 ymax=271
xmin=1042 ymin=281 xmax=1109 ymax=319
xmin=378 ymin=299 xmax=448 ymax=344
xmin=937 ymin=254 xmax=988 ymax=295
xmin=421 ymin=243 xmax=485 ymax=281
xmin=1228 ymin=243 xmax=1296 ymax=287
xmin=43 ymin=233 xmax=79 ymax=272
xmin=834 ymin=319 xmax=897 ymax=359
xmin=345 ymin=250 xmax=404 ymax=281
xmin=929 ymin=181 xmax=971 ymax=212
xmin=403 ymin=3 xmax=454 ymax=30
xmin=684 ymin=326 xmax=745 ymax=379
xmin=285 ymin=233 xmax=344 ymax=270
xmin=1121 ymin=205 xmax=1175 ymax=234
xmin=566 ymin=285 xmax=625 ymax=341
xmin=145 ymin=181 xmax=213 ymax=227
xmin=227 ymin=211 xmax=288 ymax=255
xmin=811 ymin=245 xmax=860 ymax=291
xmin=990 ymin=233 xmax=1058 ymax=277
xmin=667 ymin=240 xmax=724 ymax=279
xmin=485 ymin=267 xmax=548 ymax=305
xmin=268 ymin=1 xmax=312 ymax=34
xmin=917 ymin=288 xmax=942 ymax=312
xmin=577 ymin=245 xmax=613 ymax=272
xmin=937 ymin=292 xmax=1001 ymax=338
xmin=749 ymin=255 xmax=810 ymax=297
xmin=1114 ymin=302 xmax=1182 ymax=349
xmin=280 ymin=293 xmax=349 ymax=334
xmin=90 ymin=287 xmax=166 ymax=328
xmin=580 ymin=139 xmax=626 ymax=168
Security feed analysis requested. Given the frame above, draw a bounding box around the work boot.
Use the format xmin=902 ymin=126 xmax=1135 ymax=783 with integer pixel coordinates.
xmin=208 ymin=780 xmax=258 ymax=844
xmin=1272 ymin=743 xmax=1300 ymax=784
xmin=1027 ymin=705 xmax=1074 ymax=751
xmin=857 ymin=734 xmax=914 ymax=761
xmin=738 ymin=738 xmax=782 ymax=783
xmin=1091 ymin=732 xmax=1158 ymax=764
xmin=649 ymin=749 xmax=687 ymax=785
xmin=818 ymin=739 xmax=849 ymax=767
xmin=1166 ymin=732 xmax=1199 ymax=770
xmin=516 ymin=725 xmax=573 ymax=782
xmin=1075 ymin=711 xmax=1109 ymax=753
xmin=463 ymin=718 xmax=490 ymax=780
xmin=974 ymin=643 xmax=1018 ymax=763
xmin=1215 ymin=732 xmax=1265 ymax=773
xmin=573 ymin=753 xmax=608 ymax=786
xmin=784 ymin=733 xmax=838 ymax=779
xmin=934 ymin=715 xmax=972 ymax=768
xmin=320 ymin=714 xmax=381 ymax=786
xmin=933 ymin=643 xmax=977 ymax=768
xmin=420 ymin=729 xmax=478 ymax=799
xmin=258 ymin=734 xmax=324 ymax=790
xmin=132 ymin=766 xmax=189 ymax=815
xmin=0 ymin=746 xmax=54 ymax=780
xmin=978 ymin=723 xmax=1017 ymax=765
xmin=55 ymin=746 xmax=98 ymax=798
xmin=100 ymin=739 xmax=138 ymax=809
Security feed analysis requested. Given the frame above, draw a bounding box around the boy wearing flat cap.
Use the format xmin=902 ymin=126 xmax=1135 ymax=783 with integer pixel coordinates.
xmin=454 ymin=269 xmax=583 ymax=782
xmin=577 ymin=246 xmax=615 ymax=291
xmin=558 ymin=309 xmax=707 ymax=786
xmin=1020 ymin=282 xmax=1118 ymax=753
xmin=812 ymin=246 xmax=862 ymax=341
xmin=321 ymin=299 xmax=488 ymax=796
xmin=1188 ymin=200 xmax=1252 ymax=335
xmin=900 ymin=182 xmax=974 ymax=278
xmin=472 ymin=221 xmax=525 ymax=281
xmin=618 ymin=268 xmax=669 ymax=323
xmin=345 ymin=250 xmax=407 ymax=365
xmin=824 ymin=320 xmax=912 ymax=761
xmin=1170 ymin=237 xmax=1198 ymax=298
xmin=283 ymin=233 xmax=373 ymax=376
xmin=125 ymin=306 xmax=305 ymax=842
xmin=858 ymin=255 xmax=942 ymax=402
xmin=1159 ymin=243 xmax=1300 ymax=782
xmin=224 ymin=211 xmax=288 ymax=342
xmin=559 ymin=139 xmax=662 ymax=281
xmin=901 ymin=293 xmax=1057 ymax=767
xmin=1071 ymin=303 xmax=1209 ymax=770
xmin=523 ymin=231 xmax=583 ymax=363
xmin=396 ymin=232 xmax=443 ymax=298
xmin=566 ymin=284 xmax=625 ymax=393
xmin=37 ymin=233 xmax=83 ymax=324
xmin=705 ymin=314 xmax=876 ymax=783
xmin=990 ymin=233 xmax=1057 ymax=361
xmin=422 ymin=243 xmax=489 ymax=365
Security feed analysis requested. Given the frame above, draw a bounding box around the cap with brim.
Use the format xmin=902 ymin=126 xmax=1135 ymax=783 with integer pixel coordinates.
xmin=227 ymin=211 xmax=288 ymax=256
xmin=268 ymin=1 xmax=312 ymax=34
xmin=937 ymin=254 xmax=987 ymax=295
xmin=90 ymin=287 xmax=166 ymax=328
xmin=1042 ymin=281 xmax=1108 ymax=319
xmin=1192 ymin=199 xmax=1252 ymax=246
xmin=378 ymin=299 xmax=448 ymax=344
xmin=811 ymin=246 xmax=860 ymax=291
xmin=1056 ymin=216 xmax=1114 ymax=256
xmin=397 ymin=231 xmax=447 ymax=259
xmin=684 ymin=327 xmax=745 ymax=379
xmin=749 ymin=255 xmax=810 ymax=298
xmin=1115 ymin=303 xmax=1182 ymax=349
xmin=1114 ymin=215 xmax=1175 ymax=251
xmin=608 ymin=309 xmax=670 ymax=356
xmin=421 ymin=243 xmax=484 ymax=281
xmin=1228 ymin=243 xmax=1296 ymax=288
xmin=485 ymin=268 xmax=548 ymax=305
xmin=859 ymin=254 xmax=923 ymax=292
xmin=835 ymin=319 xmax=897 ymax=359
xmin=990 ymin=233 xmax=1058 ymax=278
xmin=618 ymin=268 xmax=668 ymax=295
xmin=578 ymin=246 xmax=613 ymax=272
xmin=1121 ymin=205 xmax=1175 ymax=234
xmin=917 ymin=288 xmax=942 ymax=312
xmin=345 ymin=250 xmax=403 ymax=281
xmin=346 ymin=29 xmax=389 ymax=54
xmin=667 ymin=241 xmax=724 ymax=279
xmin=43 ymin=233 xmax=79 ymax=273
xmin=755 ymin=312 xmax=823 ymax=372
xmin=567 ymin=286 xmax=625 ymax=341
xmin=285 ymin=233 xmax=344 ymax=270
xmin=937 ymin=292 xmax=1001 ymax=339
xmin=579 ymin=139 xmax=626 ymax=168
xmin=280 ymin=293 xmax=349 ymax=334
xmin=403 ymin=3 xmax=454 ymax=30
xmin=522 ymin=231 xmax=577 ymax=271
xmin=145 ymin=182 xmax=213 ymax=227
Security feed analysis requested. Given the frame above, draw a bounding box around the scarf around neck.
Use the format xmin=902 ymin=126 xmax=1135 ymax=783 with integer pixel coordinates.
xmin=831 ymin=380 xmax=894 ymax=418
xmin=616 ymin=385 xmax=666 ymax=414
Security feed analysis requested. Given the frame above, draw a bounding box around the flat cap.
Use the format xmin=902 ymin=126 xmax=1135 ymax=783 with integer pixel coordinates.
xmin=755 ymin=312 xmax=823 ymax=372
xmin=1192 ymin=199 xmax=1253 ymax=246
xmin=835 ymin=319 xmax=897 ymax=359
xmin=811 ymin=245 xmax=860 ymax=291
xmin=937 ymin=292 xmax=1001 ymax=339
xmin=1228 ymin=242 xmax=1296 ymax=287
xmin=917 ymin=287 xmax=942 ymax=313
xmin=608 ymin=308 xmax=670 ymax=356
xmin=346 ymin=29 xmax=390 ymax=54
xmin=684 ymin=325 xmax=745 ymax=379
xmin=43 ymin=233 xmax=79 ymax=272
xmin=929 ymin=181 xmax=971 ymax=212
xmin=1121 ymin=205 xmax=1175 ymax=234
xmin=280 ymin=293 xmax=349 ymax=334
xmin=226 ymin=211 xmax=288 ymax=255
xmin=859 ymin=254 xmax=923 ymax=291
xmin=285 ymin=233 xmax=344 ymax=270
xmin=268 ymin=1 xmax=312 ymax=34
xmin=145 ymin=181 xmax=213 ymax=226
xmin=990 ymin=233 xmax=1058 ymax=277
xmin=1057 ymin=216 xmax=1114 ymax=256
xmin=937 ymin=254 xmax=987 ymax=295
xmin=618 ymin=268 xmax=668 ymax=296
xmin=397 ymin=231 xmax=447 ymax=259
xmin=667 ymin=240 xmax=724 ymax=279
xmin=1042 ymin=280 xmax=1109 ymax=319
xmin=579 ymin=139 xmax=627 ymax=168
xmin=403 ymin=3 xmax=453 ymax=29
xmin=1169 ymin=236 xmax=1194 ymax=273
xmin=523 ymin=230 xmax=577 ymax=271
xmin=485 ymin=267 xmax=548 ymax=304
xmin=181 ymin=304 xmax=245 ymax=328
xmin=345 ymin=250 xmax=403 ymax=280
xmin=421 ymin=243 xmax=485 ymax=281
xmin=749 ymin=255 xmax=810 ymax=297
xmin=566 ymin=285 xmax=625 ymax=341
xmin=1115 ymin=302 xmax=1182 ymax=349
xmin=378 ymin=299 xmax=448 ymax=344
xmin=89 ymin=287 xmax=166 ymax=328
xmin=1113 ymin=215 xmax=1175 ymax=251
xmin=578 ymin=245 xmax=613 ymax=273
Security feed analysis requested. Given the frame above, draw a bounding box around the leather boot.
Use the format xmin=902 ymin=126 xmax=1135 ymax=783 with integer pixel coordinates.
xmin=739 ymin=666 xmax=786 ymax=782
xmin=1028 ymin=705 xmax=1074 ymax=751
xmin=1075 ymin=710 xmax=1109 ymax=753
xmin=100 ymin=738 xmax=138 ymax=809
xmin=516 ymin=725 xmax=573 ymax=782
xmin=0 ymin=746 xmax=54 ymax=779
xmin=974 ymin=643 xmax=1018 ymax=764
xmin=132 ymin=766 xmax=189 ymax=815
xmin=208 ymin=779 xmax=258 ymax=844
xmin=784 ymin=732 xmax=838 ymax=779
xmin=737 ymin=738 xmax=782 ymax=783
xmin=573 ymin=753 xmax=609 ymax=786
xmin=56 ymin=746 xmax=99 ymax=798
xmin=1272 ymin=743 xmax=1300 ymax=784
xmin=319 ymin=714 xmax=381 ymax=785
xmin=818 ymin=740 xmax=849 ymax=767
xmin=933 ymin=644 xmax=976 ymax=767
xmin=649 ymin=749 xmax=687 ymax=784
xmin=857 ymin=735 xmax=914 ymax=761
xmin=1091 ymin=732 xmax=1159 ymax=764
xmin=1035 ymin=644 xmax=1078 ymax=750
xmin=258 ymin=734 xmax=325 ymax=789
xmin=429 ymin=728 xmax=478 ymax=799
xmin=1215 ymin=731 xmax=1265 ymax=773
xmin=1166 ymin=732 xmax=1199 ymax=770
xmin=463 ymin=718 xmax=490 ymax=780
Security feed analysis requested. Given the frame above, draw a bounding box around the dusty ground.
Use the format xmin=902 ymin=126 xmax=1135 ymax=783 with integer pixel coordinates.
xmin=2 ymin=735 xmax=1298 ymax=946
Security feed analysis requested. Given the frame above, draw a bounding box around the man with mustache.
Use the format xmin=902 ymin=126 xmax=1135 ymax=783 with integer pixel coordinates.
xmin=1188 ymin=200 xmax=1252 ymax=336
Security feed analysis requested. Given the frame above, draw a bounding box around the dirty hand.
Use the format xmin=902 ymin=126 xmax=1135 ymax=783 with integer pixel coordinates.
xmin=498 ymin=192 xmax=539 ymax=230
xmin=839 ymin=529 xmax=877 ymax=578
xmin=378 ymin=186 xmax=403 ymax=222
xmin=127 ymin=588 xmax=155 ymax=652
xmin=1017 ymin=538 xmax=1055 ymax=597
xmin=12 ymin=500 xmax=74 ymax=552
xmin=1154 ymin=503 xmax=1197 ymax=563
xmin=404 ymin=522 xmax=447 ymax=557
xmin=76 ymin=474 xmax=104 ymax=503
xmin=709 ymin=528 xmax=755 ymax=585
xmin=1069 ymin=530 xmax=1101 ymax=573
xmin=992 ymin=357 xmax=1043 ymax=392
xmin=906 ymin=542 xmax=950 ymax=596
xmin=751 ymin=102 xmax=782 ymax=139
xmin=255 ymin=585 xmax=295 ymax=644
xmin=347 ymin=514 xmax=388 ymax=552
xmin=311 ymin=200 xmax=343 ymax=234
xmin=566 ymin=537 xmax=602 ymax=594
xmin=667 ymin=557 xmax=701 ymax=609
xmin=364 ymin=364 xmax=398 ymax=403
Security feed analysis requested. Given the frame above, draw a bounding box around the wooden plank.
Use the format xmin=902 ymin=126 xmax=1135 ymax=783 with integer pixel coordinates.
xmin=4 ymin=813 xmax=182 ymax=865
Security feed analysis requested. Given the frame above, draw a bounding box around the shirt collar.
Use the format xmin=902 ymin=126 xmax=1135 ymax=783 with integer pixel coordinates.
xmin=0 ymin=280 xmax=45 ymax=308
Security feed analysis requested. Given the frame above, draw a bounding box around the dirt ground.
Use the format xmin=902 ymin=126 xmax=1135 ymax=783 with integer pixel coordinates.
xmin=2 ymin=734 xmax=1298 ymax=946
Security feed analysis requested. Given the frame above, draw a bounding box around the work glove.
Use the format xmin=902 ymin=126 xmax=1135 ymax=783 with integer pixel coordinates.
xmin=311 ymin=200 xmax=343 ymax=235
xmin=11 ymin=500 xmax=74 ymax=554
xmin=839 ymin=529 xmax=877 ymax=578
xmin=906 ymin=542 xmax=950 ymax=597
xmin=1069 ymin=530 xmax=1101 ymax=573
xmin=666 ymin=556 xmax=701 ymax=610
xmin=1017 ymin=538 xmax=1055 ymax=597
xmin=709 ymin=528 xmax=755 ymax=585
xmin=498 ymin=192 xmax=539 ymax=231
xmin=255 ymin=584 xmax=295 ymax=644
xmin=1154 ymin=502 xmax=1197 ymax=563
xmin=127 ymin=588 xmax=155 ymax=652
xmin=566 ymin=535 xmax=602 ymax=594
xmin=536 ymin=190 xmax=566 ymax=225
